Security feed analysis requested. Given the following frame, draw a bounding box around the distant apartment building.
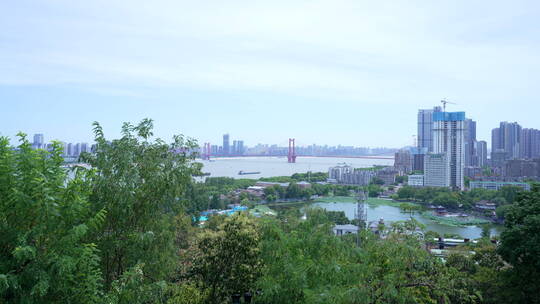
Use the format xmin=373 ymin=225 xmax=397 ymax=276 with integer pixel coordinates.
xmin=520 ymin=128 xmax=540 ymax=159
xmin=237 ymin=140 xmax=244 ymax=155
xmin=424 ymin=153 xmax=450 ymax=188
xmin=80 ymin=143 xmax=89 ymax=154
xmin=470 ymin=181 xmax=531 ymax=191
xmin=432 ymin=111 xmax=465 ymax=190
xmin=410 ymin=147 xmax=427 ymax=172
xmin=67 ymin=143 xmax=74 ymax=156
xmin=328 ymin=165 xmax=376 ymax=185
xmin=504 ymin=159 xmax=540 ymax=178
xmin=74 ymin=143 xmax=81 ymax=157
xmin=412 ymin=154 xmax=425 ymax=172
xmin=394 ymin=149 xmax=412 ymax=174
xmin=408 ymin=174 xmax=424 ymax=187
xmin=222 ymin=134 xmax=230 ymax=155
xmin=491 ymin=150 xmax=509 ymax=168
xmin=492 ymin=122 xmax=522 ymax=160
xmin=477 ymin=140 xmax=487 ymax=167
xmin=32 ymin=133 xmax=44 ymax=149
xmin=464 ymin=166 xmax=483 ymax=178
xmin=464 ymin=119 xmax=477 ymax=167
xmin=376 ymin=167 xmax=398 ymax=185
xmin=417 ymin=106 xmax=442 ymax=152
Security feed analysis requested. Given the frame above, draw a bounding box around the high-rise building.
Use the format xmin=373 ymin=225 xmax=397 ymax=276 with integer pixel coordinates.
xmin=464 ymin=119 xmax=477 ymax=166
xmin=491 ymin=150 xmax=509 ymax=168
xmin=74 ymin=143 xmax=81 ymax=157
xmin=410 ymin=147 xmax=427 ymax=172
xmin=223 ymin=134 xmax=230 ymax=155
xmin=492 ymin=122 xmax=522 ymax=160
xmin=504 ymin=159 xmax=540 ymax=178
xmin=67 ymin=143 xmax=74 ymax=156
xmin=520 ymin=128 xmax=540 ymax=159
xmin=424 ymin=153 xmax=450 ymax=188
xmin=417 ymin=106 xmax=442 ymax=152
xmin=432 ymin=111 xmax=465 ymax=190
xmin=33 ymin=133 xmax=44 ymax=149
xmin=237 ymin=140 xmax=244 ymax=155
xmin=394 ymin=149 xmax=412 ymax=174
xmin=491 ymin=128 xmax=500 ymax=156
xmin=477 ymin=140 xmax=488 ymax=167
xmin=80 ymin=143 xmax=89 ymax=154
xmin=232 ymin=140 xmax=238 ymax=155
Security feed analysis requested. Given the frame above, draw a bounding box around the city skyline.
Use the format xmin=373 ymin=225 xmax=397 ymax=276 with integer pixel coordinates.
xmin=2 ymin=1 xmax=540 ymax=146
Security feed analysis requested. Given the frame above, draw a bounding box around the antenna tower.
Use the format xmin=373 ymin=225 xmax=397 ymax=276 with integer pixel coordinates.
xmin=355 ymin=191 xmax=368 ymax=246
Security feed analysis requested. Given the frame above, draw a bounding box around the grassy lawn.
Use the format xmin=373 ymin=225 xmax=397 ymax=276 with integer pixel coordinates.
xmin=421 ymin=211 xmax=491 ymax=227
xmin=314 ymin=196 xmax=419 ymax=208
xmin=314 ymin=196 xmax=357 ymax=203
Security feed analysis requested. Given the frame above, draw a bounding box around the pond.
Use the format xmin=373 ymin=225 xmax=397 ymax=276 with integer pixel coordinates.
xmin=309 ymin=201 xmax=503 ymax=239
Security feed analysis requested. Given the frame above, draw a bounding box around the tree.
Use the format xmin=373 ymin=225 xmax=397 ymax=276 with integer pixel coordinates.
xmin=285 ymin=182 xmax=302 ymax=199
xmin=188 ymin=214 xmax=261 ymax=303
xmin=495 ymin=204 xmax=511 ymax=220
xmin=263 ymin=186 xmax=276 ymax=198
xmin=395 ymin=175 xmax=408 ymax=184
xmin=209 ymin=194 xmax=224 ymax=210
xmin=397 ymin=186 xmax=416 ymax=200
xmin=367 ymin=184 xmax=382 ymax=197
xmin=480 ymin=224 xmax=491 ymax=239
xmin=433 ymin=192 xmax=459 ymax=209
xmin=81 ymin=119 xmax=200 ymax=289
xmin=370 ymin=177 xmax=385 ymax=185
xmin=255 ymin=208 xmax=481 ymax=304
xmin=0 ymin=135 xmax=104 ymax=303
xmin=325 ymin=211 xmax=350 ymax=225
xmin=497 ymin=184 xmax=540 ymax=303
xmin=498 ymin=185 xmax=523 ymax=204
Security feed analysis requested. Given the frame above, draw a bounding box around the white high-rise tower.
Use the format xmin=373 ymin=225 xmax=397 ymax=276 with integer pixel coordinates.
xmin=432 ymin=112 xmax=465 ymax=190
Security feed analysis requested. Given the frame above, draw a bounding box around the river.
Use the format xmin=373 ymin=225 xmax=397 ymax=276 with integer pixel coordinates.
xmin=199 ymin=156 xmax=393 ymax=179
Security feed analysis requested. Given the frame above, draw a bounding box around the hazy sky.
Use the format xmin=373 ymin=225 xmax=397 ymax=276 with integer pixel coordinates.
xmin=1 ymin=1 xmax=539 ymax=147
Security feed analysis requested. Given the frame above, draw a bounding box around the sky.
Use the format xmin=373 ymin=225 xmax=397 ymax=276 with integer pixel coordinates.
xmin=1 ymin=0 xmax=539 ymax=148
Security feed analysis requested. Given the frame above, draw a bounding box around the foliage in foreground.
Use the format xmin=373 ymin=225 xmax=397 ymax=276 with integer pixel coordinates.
xmin=1 ymin=119 xmax=540 ymax=304
xmin=255 ymin=209 xmax=480 ymax=304
xmin=0 ymin=135 xmax=104 ymax=303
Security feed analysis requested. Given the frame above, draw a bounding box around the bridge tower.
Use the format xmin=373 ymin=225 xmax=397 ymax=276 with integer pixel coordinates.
xmin=287 ymin=138 xmax=297 ymax=163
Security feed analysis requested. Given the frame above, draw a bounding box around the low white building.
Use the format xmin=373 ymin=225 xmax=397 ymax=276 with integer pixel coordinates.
xmin=332 ymin=224 xmax=359 ymax=236
xmin=408 ymin=174 xmax=424 ymax=187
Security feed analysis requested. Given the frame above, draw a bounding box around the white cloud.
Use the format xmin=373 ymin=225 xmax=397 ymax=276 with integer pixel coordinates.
xmin=1 ymin=0 xmax=539 ymax=109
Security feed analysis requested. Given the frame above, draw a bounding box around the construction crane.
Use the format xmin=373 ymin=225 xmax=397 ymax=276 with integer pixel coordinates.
xmin=440 ymin=98 xmax=456 ymax=112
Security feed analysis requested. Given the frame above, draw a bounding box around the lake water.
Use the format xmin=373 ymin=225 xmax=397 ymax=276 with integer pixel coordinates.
xmin=199 ymin=156 xmax=394 ymax=178
xmin=312 ymin=201 xmax=503 ymax=239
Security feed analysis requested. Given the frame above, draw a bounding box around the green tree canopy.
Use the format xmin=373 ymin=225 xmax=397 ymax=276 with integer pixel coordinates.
xmin=497 ymin=184 xmax=540 ymax=302
xmin=81 ymin=119 xmax=200 ymax=290
xmin=0 ymin=135 xmax=104 ymax=303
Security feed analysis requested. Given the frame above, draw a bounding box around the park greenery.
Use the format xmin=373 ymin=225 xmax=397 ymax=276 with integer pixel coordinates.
xmin=396 ymin=185 xmax=523 ymax=211
xmin=1 ymin=119 xmax=540 ymax=303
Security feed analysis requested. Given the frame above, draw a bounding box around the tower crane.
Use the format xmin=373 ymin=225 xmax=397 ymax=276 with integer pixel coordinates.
xmin=440 ymin=98 xmax=456 ymax=112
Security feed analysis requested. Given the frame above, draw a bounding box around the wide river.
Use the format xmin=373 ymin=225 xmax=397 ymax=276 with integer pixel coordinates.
xmin=198 ymin=156 xmax=393 ymax=178
xmin=198 ymin=156 xmax=501 ymax=239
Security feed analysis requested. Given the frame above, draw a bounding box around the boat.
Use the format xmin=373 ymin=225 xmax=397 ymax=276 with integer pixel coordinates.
xmin=238 ymin=170 xmax=261 ymax=175
xmin=193 ymin=172 xmax=211 ymax=177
